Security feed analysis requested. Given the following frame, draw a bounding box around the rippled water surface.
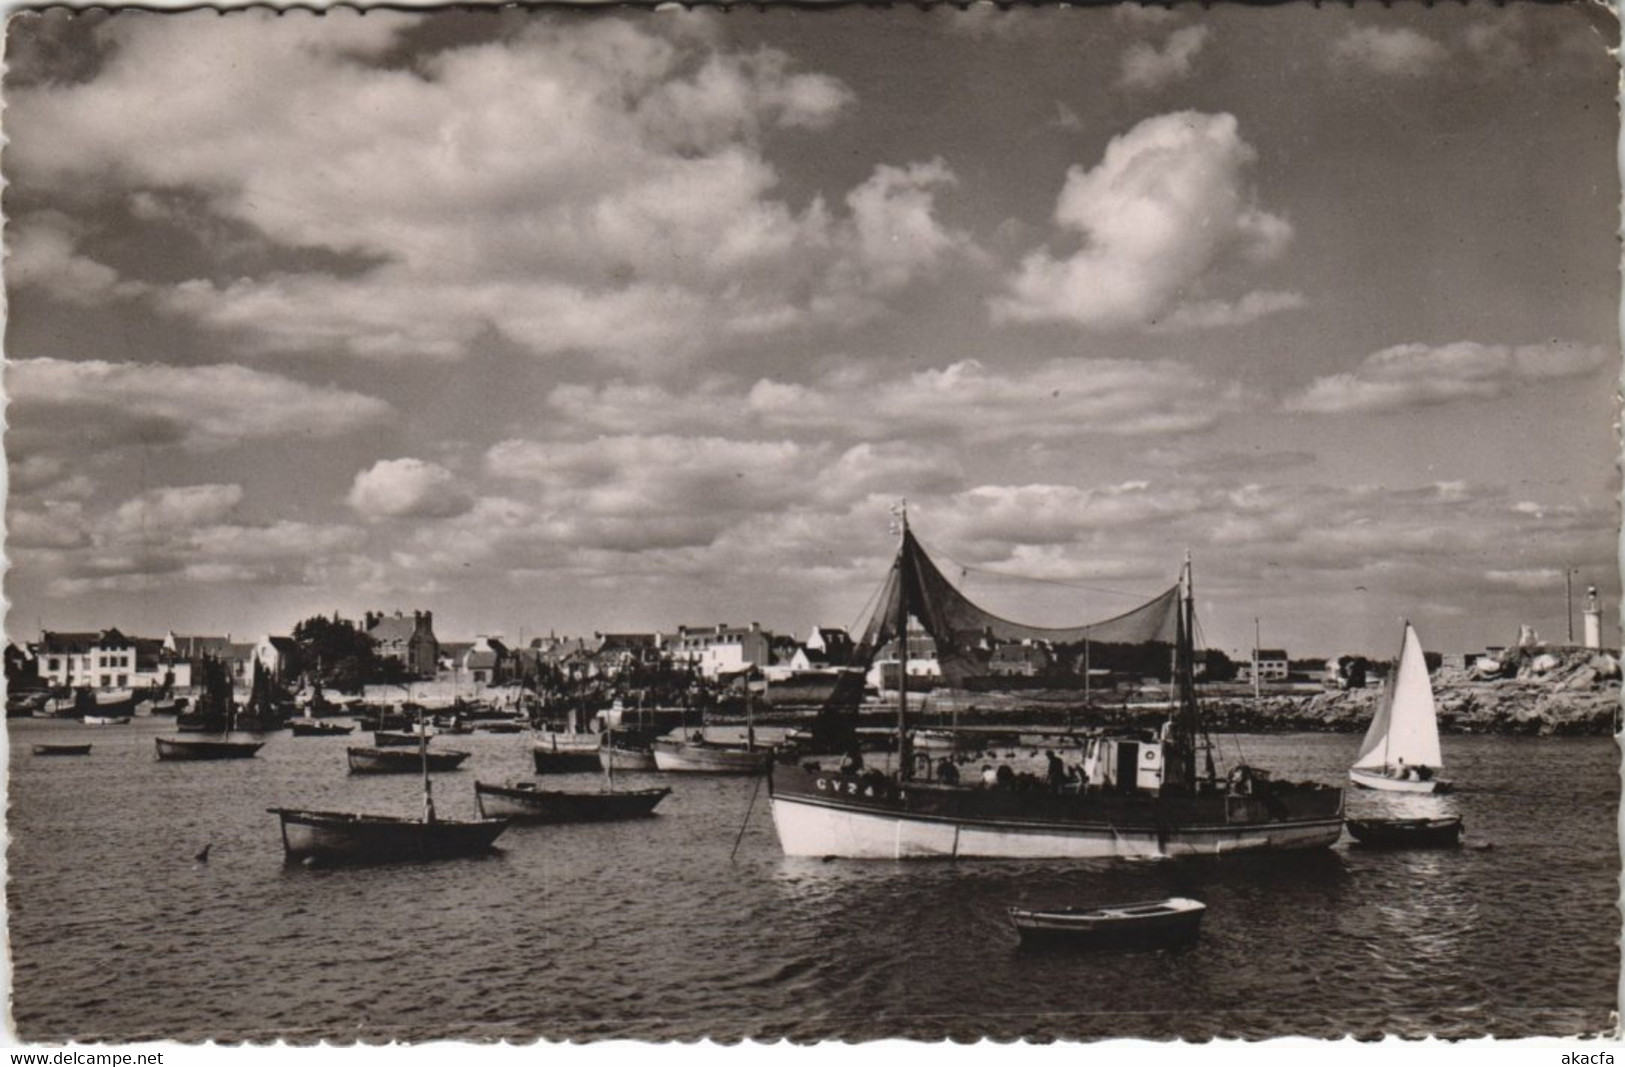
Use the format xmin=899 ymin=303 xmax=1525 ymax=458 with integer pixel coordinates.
xmin=7 ymin=720 xmax=1618 ymax=1041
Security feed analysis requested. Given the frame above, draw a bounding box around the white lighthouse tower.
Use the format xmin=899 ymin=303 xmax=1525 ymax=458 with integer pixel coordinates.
xmin=1583 ymin=585 xmax=1602 ymax=650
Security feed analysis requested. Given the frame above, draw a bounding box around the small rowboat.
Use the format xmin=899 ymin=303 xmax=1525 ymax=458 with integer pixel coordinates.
xmin=34 ymin=743 xmax=92 ymax=756
xmin=476 ymin=720 xmax=524 ymax=734
xmin=1345 ymin=816 xmax=1463 ymax=848
xmin=474 ymin=780 xmax=671 ymax=823
xmin=267 ymin=808 xmax=509 ymax=865
xmin=83 ymin=715 xmax=132 ymax=726
xmin=291 ymin=720 xmax=354 ymax=737
xmin=374 ymin=729 xmax=433 ymax=747
xmin=347 ymin=746 xmax=470 ymax=775
xmin=156 ymin=737 xmax=265 ymax=761
xmin=1007 ymin=897 xmax=1207 ymax=949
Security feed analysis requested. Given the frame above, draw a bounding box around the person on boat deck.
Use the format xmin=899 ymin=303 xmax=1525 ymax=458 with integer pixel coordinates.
xmin=1391 ymin=757 xmax=1408 ymax=780
xmin=1045 ymin=751 xmax=1066 ymax=793
xmin=692 ymin=730 xmax=705 ymax=743
xmin=980 ymin=764 xmax=998 ymax=789
xmin=995 ymin=763 xmax=1017 ymax=789
xmin=936 ymin=758 xmax=960 ymax=785
xmin=839 ymin=747 xmax=865 ymax=775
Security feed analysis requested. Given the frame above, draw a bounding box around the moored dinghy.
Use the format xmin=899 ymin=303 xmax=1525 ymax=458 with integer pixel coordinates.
xmin=271 ymin=712 xmax=507 ymax=865
xmin=1007 ymin=898 xmax=1207 ymax=950
xmin=348 ymin=746 xmax=470 ymax=774
xmin=474 ymin=780 xmax=671 ymax=822
xmin=34 ymin=743 xmax=93 ymax=757
xmin=156 ymin=736 xmax=265 ymax=761
xmin=1346 ymin=816 xmax=1463 ymax=848
xmin=1350 ymin=621 xmax=1451 ymax=794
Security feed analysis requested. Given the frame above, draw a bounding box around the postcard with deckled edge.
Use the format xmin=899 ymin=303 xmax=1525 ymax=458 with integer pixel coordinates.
xmin=1 ymin=0 xmax=1618 ymax=1050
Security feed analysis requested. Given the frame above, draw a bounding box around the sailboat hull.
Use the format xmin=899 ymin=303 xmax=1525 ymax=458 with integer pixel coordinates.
xmin=768 ymin=765 xmax=1344 ymax=860
xmin=1348 ymin=767 xmax=1449 ymax=794
xmin=268 ymin=808 xmax=509 ymax=864
xmin=652 ymin=739 xmax=770 ymax=774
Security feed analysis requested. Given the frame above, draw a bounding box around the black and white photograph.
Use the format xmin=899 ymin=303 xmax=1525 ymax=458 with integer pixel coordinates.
xmin=2 ymin=1 xmax=1619 ymax=1047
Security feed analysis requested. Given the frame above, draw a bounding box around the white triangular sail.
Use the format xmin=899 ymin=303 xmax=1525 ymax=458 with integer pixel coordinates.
xmin=1352 ymin=622 xmax=1443 ymax=771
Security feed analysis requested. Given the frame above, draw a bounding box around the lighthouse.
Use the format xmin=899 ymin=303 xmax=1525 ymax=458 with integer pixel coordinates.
xmin=1583 ymin=585 xmax=1602 ymax=650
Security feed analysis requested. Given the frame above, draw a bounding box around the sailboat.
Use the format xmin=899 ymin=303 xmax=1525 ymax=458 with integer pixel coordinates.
xmin=475 ymin=723 xmax=670 ymax=823
xmin=1349 ymin=621 xmax=1450 ymax=794
xmin=270 ymin=710 xmax=508 ymax=864
xmin=532 ymin=701 xmax=602 ymax=773
xmin=157 ymin=656 xmax=266 ymax=761
xmin=766 ymin=510 xmax=1345 ymax=859
xmin=651 ymin=671 xmax=772 ymax=774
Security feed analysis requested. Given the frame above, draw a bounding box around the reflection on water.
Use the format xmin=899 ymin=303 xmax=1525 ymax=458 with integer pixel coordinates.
xmin=6 ymin=721 xmax=1616 ymax=1041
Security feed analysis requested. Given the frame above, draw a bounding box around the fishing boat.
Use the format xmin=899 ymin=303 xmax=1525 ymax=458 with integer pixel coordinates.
xmin=651 ymin=735 xmax=772 ymax=774
xmin=347 ymin=746 xmax=470 ymax=774
xmin=599 ymin=733 xmax=658 ymax=771
xmin=532 ymin=727 xmax=602 ymax=773
xmin=234 ymin=660 xmax=292 ymax=732
xmin=270 ymin=714 xmax=508 ymax=865
xmin=176 ymin=655 xmax=235 ymax=733
xmin=156 ymin=736 xmax=265 ymax=761
xmin=1007 ymin=898 xmax=1207 ymax=949
xmin=767 ymin=510 xmax=1345 ymax=859
xmin=1349 ymin=621 xmax=1451 ymax=794
xmin=473 ymin=780 xmax=671 ymax=822
xmin=33 ymin=743 xmax=92 ymax=757
xmin=652 ymin=674 xmax=772 ymax=774
xmin=375 ymin=729 xmax=433 ymax=747
xmin=476 ymin=719 xmax=524 ymax=734
xmin=1346 ymin=816 xmax=1463 ymax=848
xmin=291 ymin=719 xmax=354 ymax=737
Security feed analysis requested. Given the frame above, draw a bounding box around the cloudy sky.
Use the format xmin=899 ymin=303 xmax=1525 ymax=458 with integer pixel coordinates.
xmin=5 ymin=4 xmax=1618 ymax=657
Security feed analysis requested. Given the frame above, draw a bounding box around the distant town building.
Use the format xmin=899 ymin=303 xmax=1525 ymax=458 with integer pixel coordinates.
xmin=254 ymin=635 xmax=299 ymax=681
xmin=987 ymin=640 xmax=1050 ymax=677
xmin=38 ymin=629 xmax=190 ymax=690
xmin=364 ymin=610 xmax=439 ymax=677
xmin=462 ymin=636 xmax=511 ymax=685
xmin=663 ymin=623 xmax=770 ymax=678
xmin=1238 ymin=649 xmax=1289 ymax=684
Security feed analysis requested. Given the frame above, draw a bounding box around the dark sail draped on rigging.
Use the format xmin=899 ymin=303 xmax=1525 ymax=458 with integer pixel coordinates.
xmin=859 ymin=529 xmax=1179 ymax=685
xmin=808 ymin=528 xmax=1182 ymax=747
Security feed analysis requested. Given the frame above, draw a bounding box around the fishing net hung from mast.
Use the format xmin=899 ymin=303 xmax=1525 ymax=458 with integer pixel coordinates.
xmin=851 ymin=528 xmax=1182 ymax=687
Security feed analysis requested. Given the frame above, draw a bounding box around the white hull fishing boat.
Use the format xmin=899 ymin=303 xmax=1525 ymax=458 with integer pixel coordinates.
xmin=651 ymin=736 xmax=770 ymax=774
xmin=1349 ymin=621 xmax=1450 ymax=794
xmin=768 ymin=511 xmax=1345 ymax=860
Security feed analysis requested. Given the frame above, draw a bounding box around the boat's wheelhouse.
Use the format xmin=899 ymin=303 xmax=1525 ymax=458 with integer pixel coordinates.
xmin=1082 ymin=735 xmax=1165 ymax=794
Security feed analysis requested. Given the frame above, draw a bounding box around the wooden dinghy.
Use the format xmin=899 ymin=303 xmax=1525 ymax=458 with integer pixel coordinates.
xmin=347 ymin=746 xmax=470 ymax=774
xmin=34 ymin=743 xmax=92 ymax=756
xmin=156 ymin=737 xmax=265 ymax=761
xmin=267 ymin=808 xmax=509 ymax=865
xmin=1345 ymin=816 xmax=1463 ymax=848
xmin=1007 ymin=897 xmax=1207 ymax=950
xmin=291 ymin=720 xmax=354 ymax=737
xmin=474 ymin=780 xmax=671 ymax=823
xmin=374 ymin=729 xmax=434 ymax=747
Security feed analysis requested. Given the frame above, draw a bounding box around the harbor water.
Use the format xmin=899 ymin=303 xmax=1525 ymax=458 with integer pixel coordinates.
xmin=7 ymin=719 xmax=1618 ymax=1042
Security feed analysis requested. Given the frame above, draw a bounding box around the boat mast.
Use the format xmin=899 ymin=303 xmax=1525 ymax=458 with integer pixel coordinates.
xmin=895 ymin=500 xmax=912 ymax=781
xmin=419 ymin=706 xmax=436 ymax=824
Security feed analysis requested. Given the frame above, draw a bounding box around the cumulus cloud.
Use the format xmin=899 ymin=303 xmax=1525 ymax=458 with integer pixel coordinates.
xmin=7 ymin=213 xmax=149 ymax=305
xmin=20 ymin=481 xmax=368 ymax=596
xmin=991 ymin=112 xmax=1298 ymax=332
xmin=1283 ymin=340 xmax=1609 ymax=414
xmin=7 ymin=358 xmax=393 ymax=453
xmin=347 ymin=458 xmax=474 ymax=520
xmin=108 ymin=484 xmax=244 ymax=537
xmin=548 ymin=357 xmax=1241 ymax=443
xmin=8 ymin=13 xmax=967 ymax=365
xmin=1118 ymin=26 xmax=1210 ymax=91
xmin=1331 ymin=26 xmax=1449 ymax=77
